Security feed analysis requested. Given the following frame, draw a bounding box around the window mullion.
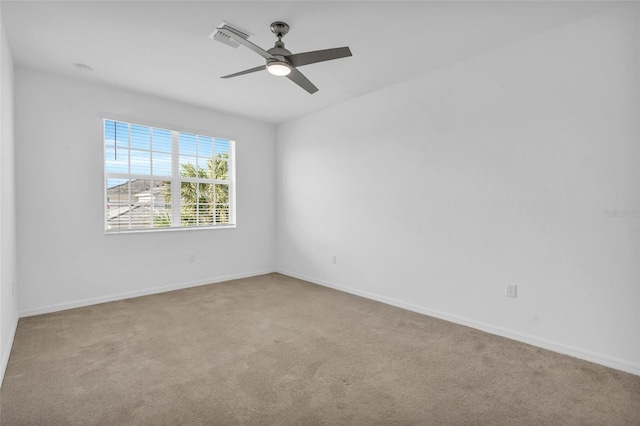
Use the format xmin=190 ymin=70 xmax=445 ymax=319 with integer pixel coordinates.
xmin=128 ymin=124 xmax=132 ymax=229
xmin=171 ymin=130 xmax=181 ymax=227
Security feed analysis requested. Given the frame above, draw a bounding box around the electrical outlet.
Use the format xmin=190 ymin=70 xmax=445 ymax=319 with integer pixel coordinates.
xmin=331 ymin=255 xmax=337 ymax=265
xmin=506 ymin=284 xmax=517 ymax=298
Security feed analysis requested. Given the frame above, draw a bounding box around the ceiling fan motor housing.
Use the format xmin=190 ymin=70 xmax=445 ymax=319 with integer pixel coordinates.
xmin=267 ymin=46 xmax=292 ymax=65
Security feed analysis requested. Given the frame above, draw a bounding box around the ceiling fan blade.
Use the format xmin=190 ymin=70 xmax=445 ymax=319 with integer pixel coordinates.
xmin=286 ymin=67 xmax=318 ymax=94
xmin=216 ymin=27 xmax=274 ymax=60
xmin=221 ymin=65 xmax=267 ymax=79
xmin=286 ymin=47 xmax=352 ymax=67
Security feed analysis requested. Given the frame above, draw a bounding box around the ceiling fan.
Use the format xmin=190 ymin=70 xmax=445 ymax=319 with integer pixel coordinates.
xmin=213 ymin=21 xmax=352 ymax=94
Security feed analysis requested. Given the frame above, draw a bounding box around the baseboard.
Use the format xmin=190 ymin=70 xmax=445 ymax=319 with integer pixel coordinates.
xmin=18 ymin=268 xmax=276 ymax=318
xmin=0 ymin=314 xmax=19 ymax=388
xmin=277 ymin=269 xmax=640 ymax=377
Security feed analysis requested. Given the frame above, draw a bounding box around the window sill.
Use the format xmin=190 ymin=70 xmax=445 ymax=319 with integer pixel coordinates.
xmin=105 ymin=224 xmax=236 ymax=235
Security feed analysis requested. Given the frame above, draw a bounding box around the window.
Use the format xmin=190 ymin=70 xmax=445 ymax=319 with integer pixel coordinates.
xmin=104 ymin=119 xmax=236 ymax=232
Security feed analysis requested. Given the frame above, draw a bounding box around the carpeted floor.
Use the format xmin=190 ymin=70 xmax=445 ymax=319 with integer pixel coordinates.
xmin=1 ymin=273 xmax=639 ymax=425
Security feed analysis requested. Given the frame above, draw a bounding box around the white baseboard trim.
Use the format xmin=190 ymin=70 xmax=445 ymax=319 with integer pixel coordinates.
xmin=18 ymin=268 xmax=276 ymax=318
xmin=277 ymin=269 xmax=640 ymax=377
xmin=1 ymin=314 xmax=19 ymax=388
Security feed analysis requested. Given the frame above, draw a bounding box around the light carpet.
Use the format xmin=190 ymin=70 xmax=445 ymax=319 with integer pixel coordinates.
xmin=1 ymin=273 xmax=639 ymax=425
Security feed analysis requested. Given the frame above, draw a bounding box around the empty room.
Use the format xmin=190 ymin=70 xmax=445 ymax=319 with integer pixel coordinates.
xmin=0 ymin=1 xmax=639 ymax=424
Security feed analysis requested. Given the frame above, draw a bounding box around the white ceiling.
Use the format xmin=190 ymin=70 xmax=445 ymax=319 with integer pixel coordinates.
xmin=1 ymin=1 xmax=616 ymax=124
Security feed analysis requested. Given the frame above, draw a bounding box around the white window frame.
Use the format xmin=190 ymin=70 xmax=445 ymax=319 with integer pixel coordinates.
xmin=103 ymin=119 xmax=236 ymax=233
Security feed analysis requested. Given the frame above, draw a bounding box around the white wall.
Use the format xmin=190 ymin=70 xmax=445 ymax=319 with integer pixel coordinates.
xmin=0 ymin=12 xmax=19 ymax=385
xmin=16 ymin=68 xmax=276 ymax=315
xmin=276 ymin=4 xmax=640 ymax=375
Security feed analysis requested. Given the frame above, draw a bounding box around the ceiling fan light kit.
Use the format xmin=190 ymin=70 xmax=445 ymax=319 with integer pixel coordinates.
xmin=266 ymin=61 xmax=291 ymax=76
xmin=214 ymin=21 xmax=352 ymax=94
